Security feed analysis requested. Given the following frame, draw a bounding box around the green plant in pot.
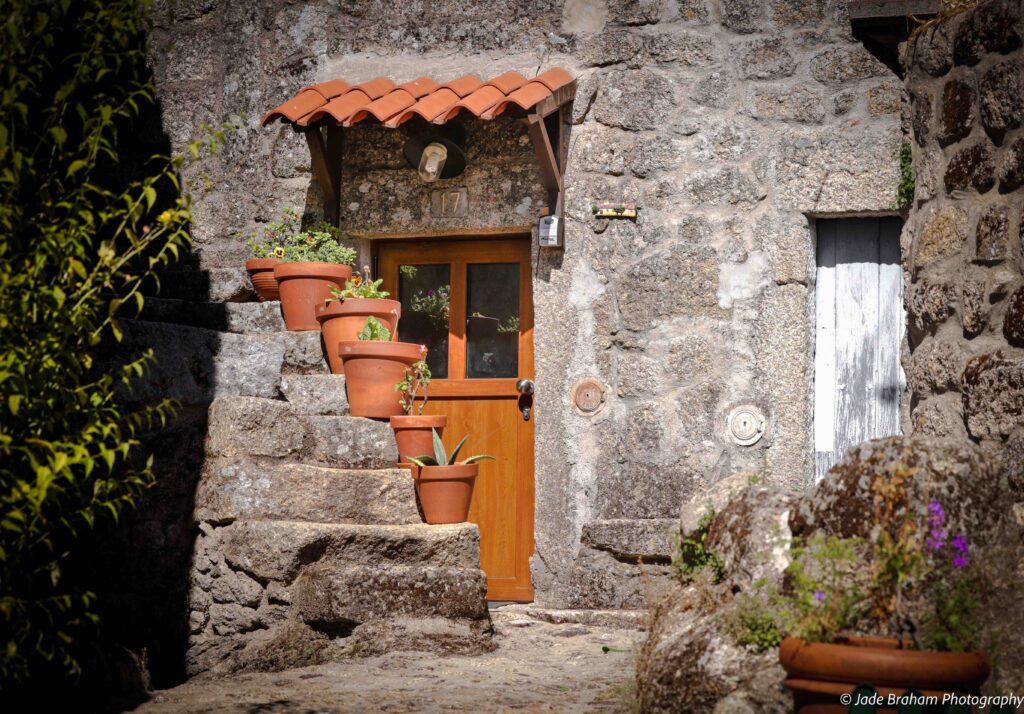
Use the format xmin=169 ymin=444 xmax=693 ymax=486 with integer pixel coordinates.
xmin=735 ymin=462 xmax=990 ymax=712
xmin=389 ymin=353 xmax=447 ymax=467
xmin=261 ymin=208 xmax=356 ymax=331
xmin=407 ymin=429 xmax=493 ymax=524
xmin=240 ymin=207 xmax=295 ymax=302
xmin=316 ymin=265 xmax=401 ymax=375
xmin=338 ymin=317 xmax=425 ymax=419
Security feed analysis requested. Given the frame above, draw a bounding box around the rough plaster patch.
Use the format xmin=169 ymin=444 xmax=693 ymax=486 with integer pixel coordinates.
xmin=562 ymin=0 xmax=608 ymax=35
xmin=717 ymin=251 xmax=769 ymax=308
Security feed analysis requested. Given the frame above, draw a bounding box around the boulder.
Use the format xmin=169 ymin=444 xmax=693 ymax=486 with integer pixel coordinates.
xmin=791 ymin=436 xmax=1018 ymax=548
xmin=636 ymin=584 xmax=788 ymax=713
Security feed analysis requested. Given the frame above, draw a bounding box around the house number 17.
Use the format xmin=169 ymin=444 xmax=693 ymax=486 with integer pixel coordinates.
xmin=431 ymin=187 xmax=468 ymax=217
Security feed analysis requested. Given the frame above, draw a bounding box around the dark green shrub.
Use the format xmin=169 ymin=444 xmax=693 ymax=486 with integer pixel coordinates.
xmin=672 ymin=510 xmax=724 ymax=583
xmin=0 ymin=0 xmax=201 ymax=684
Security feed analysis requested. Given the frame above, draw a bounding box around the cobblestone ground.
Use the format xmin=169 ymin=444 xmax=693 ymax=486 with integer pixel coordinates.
xmin=135 ymin=607 xmax=644 ymax=713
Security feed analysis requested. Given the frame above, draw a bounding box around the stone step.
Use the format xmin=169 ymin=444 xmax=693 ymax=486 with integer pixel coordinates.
xmin=492 ymin=604 xmax=648 ymax=631
xmin=207 ymin=520 xmax=481 ymax=584
xmin=294 ymin=562 xmax=489 ymax=624
xmin=581 ymin=518 xmax=679 ymax=563
xmin=279 ymin=374 xmax=348 ymax=415
xmin=206 ymin=396 xmax=395 ymax=468
xmin=195 ymin=459 xmax=419 ymax=526
xmin=118 ymin=321 xmax=327 ymax=406
xmin=148 ymin=266 xmax=254 ymax=303
xmin=139 ymin=297 xmax=286 ymax=334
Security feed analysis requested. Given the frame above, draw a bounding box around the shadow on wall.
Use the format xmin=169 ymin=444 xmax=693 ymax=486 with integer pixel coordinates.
xmin=77 ymin=87 xmax=216 ymax=694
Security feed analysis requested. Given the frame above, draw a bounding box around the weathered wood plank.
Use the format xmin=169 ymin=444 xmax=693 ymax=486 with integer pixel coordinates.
xmin=814 ymin=220 xmax=838 ymax=481
xmin=875 ymin=218 xmax=904 ymax=440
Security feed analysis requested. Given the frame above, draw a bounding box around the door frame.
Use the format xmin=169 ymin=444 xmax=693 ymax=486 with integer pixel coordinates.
xmin=374 ymin=234 xmax=536 ymax=601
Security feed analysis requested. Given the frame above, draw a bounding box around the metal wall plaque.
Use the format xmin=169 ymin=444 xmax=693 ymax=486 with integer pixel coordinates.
xmin=430 ymin=187 xmax=468 ymax=217
xmin=572 ymin=378 xmax=608 ymax=416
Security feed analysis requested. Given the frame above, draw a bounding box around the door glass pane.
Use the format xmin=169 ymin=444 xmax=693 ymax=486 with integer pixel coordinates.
xmin=398 ymin=264 xmax=450 ymax=379
xmin=467 ymin=263 xmax=519 ymax=378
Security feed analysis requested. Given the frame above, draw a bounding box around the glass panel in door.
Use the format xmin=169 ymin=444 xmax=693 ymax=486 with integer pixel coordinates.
xmin=466 ymin=262 xmax=520 ymax=379
xmin=396 ymin=264 xmax=450 ymax=379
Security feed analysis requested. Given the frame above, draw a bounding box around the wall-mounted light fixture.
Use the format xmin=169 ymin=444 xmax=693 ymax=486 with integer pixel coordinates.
xmin=404 ymin=131 xmax=466 ymax=183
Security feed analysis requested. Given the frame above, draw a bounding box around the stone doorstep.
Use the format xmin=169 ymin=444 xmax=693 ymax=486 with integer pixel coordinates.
xmin=492 ymin=603 xmax=648 ymax=631
xmin=139 ymin=297 xmax=286 ymax=334
xmin=195 ymin=460 xmax=421 ymax=526
xmin=206 ymin=396 xmax=396 ymax=467
xmin=213 ymin=519 xmax=482 ymax=583
xmin=294 ymin=562 xmax=490 ymax=623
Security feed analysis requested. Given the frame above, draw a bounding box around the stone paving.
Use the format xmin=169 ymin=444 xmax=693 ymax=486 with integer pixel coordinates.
xmin=135 ymin=607 xmax=645 ymax=713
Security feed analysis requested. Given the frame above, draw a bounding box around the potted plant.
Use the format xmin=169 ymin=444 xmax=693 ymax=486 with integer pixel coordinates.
xmin=316 ymin=266 xmax=401 ymax=374
xmin=738 ymin=466 xmax=991 ymax=712
xmin=407 ymin=429 xmax=493 ymax=524
xmin=338 ymin=317 xmax=423 ymax=418
xmin=389 ymin=353 xmax=446 ymax=465
xmin=241 ymin=210 xmax=297 ymax=302
xmin=265 ymin=209 xmax=356 ymax=331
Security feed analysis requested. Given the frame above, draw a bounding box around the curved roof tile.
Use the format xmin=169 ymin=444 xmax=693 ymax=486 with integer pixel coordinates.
xmin=261 ymin=68 xmax=573 ymax=129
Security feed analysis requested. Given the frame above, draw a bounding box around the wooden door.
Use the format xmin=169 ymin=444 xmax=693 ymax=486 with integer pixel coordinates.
xmin=379 ymin=238 xmax=534 ymax=601
xmin=813 ymin=217 xmax=904 ymax=481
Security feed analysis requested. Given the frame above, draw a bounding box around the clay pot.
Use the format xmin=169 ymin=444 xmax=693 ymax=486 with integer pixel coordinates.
xmin=389 ymin=414 xmax=447 ymax=463
xmin=338 ymin=341 xmax=422 ymax=418
xmin=245 ymin=258 xmax=281 ymax=301
xmin=316 ymin=298 xmax=402 ymax=374
xmin=415 ymin=464 xmax=478 ymax=524
xmin=274 ymin=262 xmax=352 ymax=331
xmin=780 ymin=636 xmax=990 ymax=713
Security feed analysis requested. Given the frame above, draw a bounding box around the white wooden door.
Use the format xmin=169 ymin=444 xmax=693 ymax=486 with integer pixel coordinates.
xmin=814 ymin=217 xmax=904 ymax=481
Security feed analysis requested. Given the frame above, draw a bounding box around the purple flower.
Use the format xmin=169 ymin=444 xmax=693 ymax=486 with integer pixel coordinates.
xmin=926 ymin=530 xmax=948 ymax=551
xmin=813 ymin=590 xmax=826 ymax=602
xmin=926 ymin=500 xmax=948 ymax=550
xmin=427 ymin=289 xmax=434 ymax=296
xmin=950 ymin=534 xmax=969 ymax=568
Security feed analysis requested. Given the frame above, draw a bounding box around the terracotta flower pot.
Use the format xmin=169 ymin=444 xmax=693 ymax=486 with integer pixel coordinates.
xmin=415 ymin=463 xmax=478 ymax=524
xmin=245 ymin=258 xmax=281 ymax=301
xmin=389 ymin=414 xmax=447 ymax=463
xmin=316 ymin=298 xmax=402 ymax=374
xmin=274 ymin=262 xmax=352 ymax=331
xmin=338 ymin=341 xmax=422 ymax=418
xmin=780 ymin=636 xmax=990 ymax=713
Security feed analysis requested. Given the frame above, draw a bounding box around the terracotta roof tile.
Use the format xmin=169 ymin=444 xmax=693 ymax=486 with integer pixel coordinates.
xmin=261 ymin=68 xmax=574 ymax=129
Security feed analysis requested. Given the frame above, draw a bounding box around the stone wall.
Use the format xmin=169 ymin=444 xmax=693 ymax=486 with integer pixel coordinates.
xmin=145 ymin=0 xmax=903 ymax=610
xmin=902 ymin=0 xmax=1024 ymax=461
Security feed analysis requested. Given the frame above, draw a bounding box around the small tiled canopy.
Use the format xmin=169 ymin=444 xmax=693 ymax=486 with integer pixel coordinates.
xmin=261 ymin=68 xmax=575 ymax=128
xmin=262 ymin=68 xmax=575 ymax=241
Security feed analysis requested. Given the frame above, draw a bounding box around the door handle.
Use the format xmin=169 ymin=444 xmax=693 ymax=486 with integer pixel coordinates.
xmin=516 ymin=379 xmax=534 ymax=421
xmin=516 ymin=379 xmax=535 ymax=395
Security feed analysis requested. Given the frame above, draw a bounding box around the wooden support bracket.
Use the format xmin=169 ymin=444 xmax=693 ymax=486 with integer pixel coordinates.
xmin=525 ymin=91 xmax=573 ymax=247
xmin=304 ymin=125 xmax=344 ymax=225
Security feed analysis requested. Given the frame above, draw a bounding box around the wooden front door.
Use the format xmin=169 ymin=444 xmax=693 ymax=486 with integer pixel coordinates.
xmin=379 ymin=238 xmax=534 ymax=601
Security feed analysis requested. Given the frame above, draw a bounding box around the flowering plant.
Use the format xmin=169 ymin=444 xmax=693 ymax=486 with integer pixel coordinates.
xmin=242 ymin=207 xmax=356 ymax=265
xmin=409 ymin=285 xmax=450 ymax=329
xmin=356 ymin=315 xmax=391 ymax=341
xmin=733 ymin=464 xmax=980 ymax=653
xmin=328 ymin=265 xmax=390 ymax=302
xmin=395 ymin=345 xmax=431 ymax=415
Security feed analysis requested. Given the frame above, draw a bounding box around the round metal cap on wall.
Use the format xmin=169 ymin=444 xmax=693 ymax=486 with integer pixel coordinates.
xmin=728 ymin=405 xmax=766 ymax=446
xmin=572 ymin=378 xmax=608 ymax=416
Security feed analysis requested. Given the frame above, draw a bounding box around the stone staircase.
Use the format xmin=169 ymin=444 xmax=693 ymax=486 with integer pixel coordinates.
xmin=123 ymin=295 xmax=493 ymax=677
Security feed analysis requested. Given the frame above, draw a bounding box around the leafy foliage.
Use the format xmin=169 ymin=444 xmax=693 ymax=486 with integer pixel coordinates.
xmin=330 ymin=266 xmax=390 ymax=301
xmin=356 ymin=315 xmax=391 ymax=342
xmin=395 ymin=350 xmax=431 ymax=415
xmin=726 ymin=584 xmax=784 ymax=651
xmin=244 ymin=207 xmax=355 ymax=264
xmin=672 ymin=510 xmax=724 ymax=584
xmin=895 ymin=141 xmax=915 ymax=212
xmin=407 ymin=429 xmax=495 ymax=467
xmin=0 ymin=0 xmax=212 ymax=683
